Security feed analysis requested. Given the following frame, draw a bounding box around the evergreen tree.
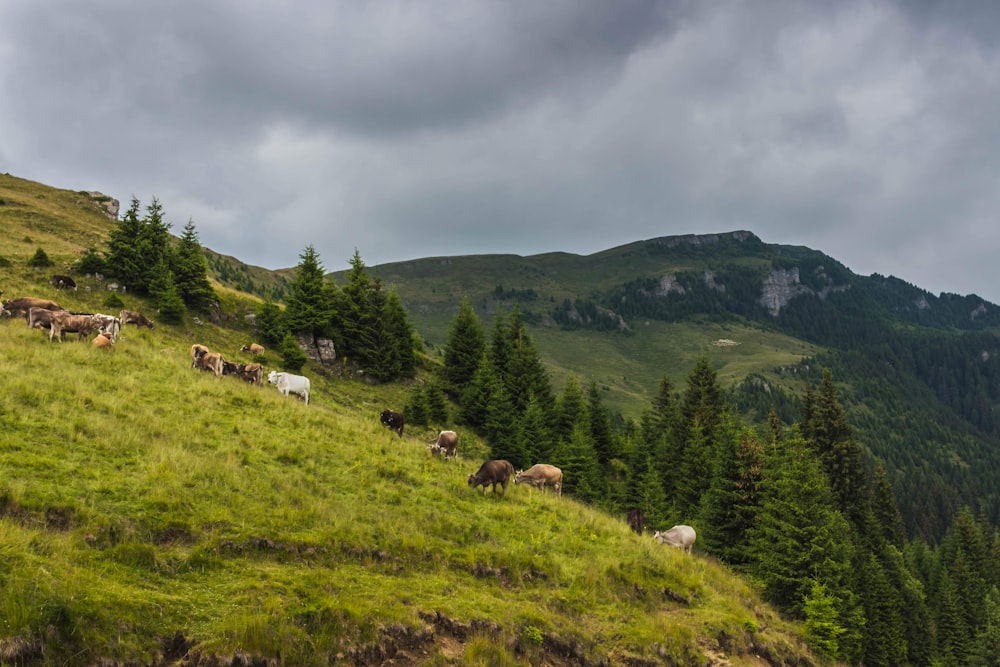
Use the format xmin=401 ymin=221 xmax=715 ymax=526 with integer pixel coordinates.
xmin=586 ymin=379 xmax=617 ymax=465
xmin=172 ymin=219 xmax=215 ymax=309
xmin=553 ymin=374 xmax=585 ymax=444
xmin=553 ymin=424 xmax=601 ymax=502
xmin=255 ymin=301 xmax=288 ymax=346
xmin=517 ymin=393 xmax=554 ymax=464
xmin=284 ymin=245 xmax=332 ymax=337
xmin=745 ymin=435 xmax=856 ymax=620
xmin=802 ymin=369 xmax=867 ymax=522
xmin=969 ymin=587 xmax=1000 ymax=666
xmin=485 ymin=383 xmax=526 ymax=468
xmin=384 ymin=287 xmax=417 ymax=378
xmin=339 ymin=249 xmax=375 ymax=363
xmin=424 ymin=383 xmax=449 ymax=426
xmin=803 ymin=581 xmax=847 ymax=660
xmin=404 ymin=385 xmax=429 ymax=428
xmin=76 ymin=246 xmax=106 ymax=275
xmin=504 ymin=304 xmax=555 ymax=416
xmin=459 ymin=353 xmax=494 ymax=431
xmin=364 ymin=278 xmax=398 ymax=382
xmin=676 ymin=355 xmax=727 ymax=513
xmin=698 ymin=424 xmax=764 ymax=566
xmin=147 ymin=258 xmax=185 ymax=324
xmin=27 ymin=247 xmax=53 ymax=268
xmin=441 ymin=296 xmax=485 ymax=398
xmin=278 ymin=333 xmax=308 ymax=373
xmin=106 ymin=196 xmax=145 ymax=290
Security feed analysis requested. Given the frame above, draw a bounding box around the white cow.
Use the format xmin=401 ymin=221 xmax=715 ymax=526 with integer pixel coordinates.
xmin=653 ymin=525 xmax=697 ymax=554
xmin=267 ymin=371 xmax=311 ymax=405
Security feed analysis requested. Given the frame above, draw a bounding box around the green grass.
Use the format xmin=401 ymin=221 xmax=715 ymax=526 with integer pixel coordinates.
xmin=0 ymin=300 xmax=816 ymax=665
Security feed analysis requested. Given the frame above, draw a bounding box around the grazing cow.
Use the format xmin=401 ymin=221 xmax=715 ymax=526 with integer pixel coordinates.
xmin=428 ymin=430 xmax=459 ymax=460
xmin=92 ymin=331 xmax=114 ymax=349
xmin=221 ymin=359 xmax=241 ymax=376
xmin=196 ymin=351 xmax=225 ymax=376
xmin=627 ymin=508 xmax=646 ymax=535
xmin=190 ymin=344 xmax=210 ymax=368
xmin=514 ymin=464 xmax=563 ymax=496
xmin=51 ymin=275 xmax=77 ymax=290
xmin=3 ymin=297 xmax=62 ymax=320
xmin=49 ymin=311 xmax=101 ymax=342
xmin=27 ymin=306 xmax=61 ymax=331
xmin=91 ymin=313 xmax=121 ymax=341
xmin=468 ymin=460 xmax=515 ymax=496
xmin=240 ymin=343 xmax=265 ymax=355
xmin=237 ymin=362 xmax=264 ymax=386
xmin=653 ymin=525 xmax=697 ymax=554
xmin=268 ymin=370 xmax=310 ymax=405
xmin=380 ymin=409 xmax=405 ymax=437
xmin=119 ymin=309 xmax=154 ymax=329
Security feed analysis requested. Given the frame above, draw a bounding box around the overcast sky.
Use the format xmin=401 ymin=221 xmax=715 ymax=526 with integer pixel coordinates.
xmin=3 ymin=1 xmax=1000 ymax=302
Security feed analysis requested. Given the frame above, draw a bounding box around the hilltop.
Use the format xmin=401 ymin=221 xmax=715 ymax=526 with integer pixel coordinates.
xmin=0 ymin=177 xmax=823 ymax=665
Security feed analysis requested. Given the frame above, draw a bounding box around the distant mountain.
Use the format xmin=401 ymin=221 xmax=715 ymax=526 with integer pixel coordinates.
xmin=341 ymin=231 xmax=1000 ymax=542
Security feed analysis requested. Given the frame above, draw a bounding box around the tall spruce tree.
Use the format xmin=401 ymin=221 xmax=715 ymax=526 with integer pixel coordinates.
xmin=697 ymin=424 xmax=764 ymax=566
xmin=441 ymin=297 xmax=485 ymax=399
xmin=383 ymin=287 xmax=417 ymax=378
xmin=284 ymin=244 xmax=332 ymax=337
xmin=105 ymin=196 xmax=146 ymax=290
xmin=802 ymin=369 xmax=868 ymax=523
xmin=340 ymin=249 xmax=375 ymax=364
xmin=172 ymin=219 xmax=215 ymax=309
xmin=553 ymin=374 xmax=585 ymax=444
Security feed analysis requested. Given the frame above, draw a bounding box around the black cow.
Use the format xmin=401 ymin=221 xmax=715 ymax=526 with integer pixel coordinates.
xmin=468 ymin=460 xmax=515 ymax=496
xmin=627 ymin=508 xmax=646 ymax=535
xmin=51 ymin=275 xmax=77 ymax=290
xmin=380 ymin=409 xmax=404 ymax=437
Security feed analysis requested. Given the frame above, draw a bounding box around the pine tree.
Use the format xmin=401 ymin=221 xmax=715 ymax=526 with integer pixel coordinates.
xmin=423 ymin=383 xmax=449 ymax=426
xmin=803 ymin=581 xmax=847 ymax=660
xmin=105 ymin=196 xmax=145 ymax=289
xmin=504 ymin=304 xmax=555 ymax=416
xmin=278 ymin=333 xmax=308 ymax=373
xmin=147 ymin=258 xmax=185 ymax=324
xmin=284 ymin=245 xmax=332 ymax=337
xmin=553 ymin=375 xmax=585 ymax=444
xmin=404 ymin=385 xmax=429 ymax=428
xmin=485 ymin=383 xmax=526 ymax=468
xmin=255 ymin=301 xmax=288 ymax=346
xmin=441 ymin=296 xmax=485 ymax=398
xmin=698 ymin=424 xmax=764 ymax=566
xmin=384 ymin=287 xmax=417 ymax=378
xmin=969 ymin=587 xmax=1000 ymax=666
xmin=745 ymin=436 xmax=856 ymax=619
xmin=27 ymin=247 xmax=53 ymax=268
xmin=339 ymin=249 xmax=376 ymax=364
xmin=459 ymin=353 xmax=494 ymax=431
xmin=517 ymin=393 xmax=554 ymax=464
xmin=586 ymin=379 xmax=617 ymax=465
xmin=676 ymin=355 xmax=727 ymax=513
xmin=172 ymin=219 xmax=215 ymax=309
xmin=802 ymin=369 xmax=867 ymax=522
xmin=553 ymin=424 xmax=601 ymax=502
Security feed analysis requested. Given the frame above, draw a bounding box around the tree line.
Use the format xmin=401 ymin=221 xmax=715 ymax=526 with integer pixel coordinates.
xmin=425 ymin=298 xmax=1000 ymax=665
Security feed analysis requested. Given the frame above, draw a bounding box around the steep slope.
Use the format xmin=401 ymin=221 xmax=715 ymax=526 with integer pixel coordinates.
xmin=0 ymin=302 xmax=816 ymax=665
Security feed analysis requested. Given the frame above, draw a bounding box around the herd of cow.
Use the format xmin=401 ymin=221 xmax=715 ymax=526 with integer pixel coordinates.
xmin=379 ymin=411 xmax=697 ymax=551
xmin=1 ymin=294 xmax=153 ymax=347
xmin=3 ymin=289 xmax=695 ymax=552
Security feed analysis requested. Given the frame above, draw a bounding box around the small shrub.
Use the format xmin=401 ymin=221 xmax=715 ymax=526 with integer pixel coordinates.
xmin=27 ymin=247 xmax=53 ymax=267
xmin=76 ymin=247 xmax=106 ymax=275
xmin=103 ymin=294 xmax=125 ymax=310
xmin=0 ymin=255 xmax=10 ymax=268
xmin=279 ymin=333 xmax=308 ymax=373
xmin=522 ymin=625 xmax=544 ymax=645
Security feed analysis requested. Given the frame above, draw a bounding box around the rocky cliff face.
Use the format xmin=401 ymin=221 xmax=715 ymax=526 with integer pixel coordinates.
xmin=86 ymin=191 xmax=119 ymax=219
xmin=758 ymin=265 xmax=848 ymax=316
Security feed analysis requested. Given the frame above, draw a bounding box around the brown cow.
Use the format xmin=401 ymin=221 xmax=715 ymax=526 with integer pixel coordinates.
xmin=190 ymin=344 xmax=210 ymax=368
xmin=119 ymin=309 xmax=154 ymax=329
xmin=49 ymin=311 xmax=101 ymax=342
xmin=3 ymin=297 xmax=61 ymax=320
xmin=380 ymin=409 xmax=405 ymax=437
xmin=196 ymin=351 xmax=225 ymax=376
xmin=240 ymin=343 xmax=265 ymax=355
xmin=468 ymin=460 xmax=515 ymax=496
xmin=513 ymin=464 xmax=563 ymax=496
xmin=27 ymin=306 xmax=61 ymax=331
xmin=428 ymin=430 xmax=459 ymax=460
xmin=237 ymin=362 xmax=264 ymax=386
xmin=627 ymin=508 xmax=645 ymax=535
xmin=92 ymin=331 xmax=115 ymax=349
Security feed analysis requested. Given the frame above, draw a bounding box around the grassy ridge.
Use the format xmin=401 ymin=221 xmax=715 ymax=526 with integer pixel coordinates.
xmin=0 ymin=306 xmax=815 ymax=665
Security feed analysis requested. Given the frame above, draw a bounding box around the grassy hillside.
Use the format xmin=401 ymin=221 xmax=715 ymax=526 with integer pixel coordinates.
xmin=0 ymin=290 xmax=817 ymax=665
xmin=0 ymin=173 xmax=115 ymax=261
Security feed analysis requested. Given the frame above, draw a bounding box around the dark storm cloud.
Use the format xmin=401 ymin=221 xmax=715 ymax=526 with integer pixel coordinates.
xmin=3 ymin=1 xmax=1000 ymax=302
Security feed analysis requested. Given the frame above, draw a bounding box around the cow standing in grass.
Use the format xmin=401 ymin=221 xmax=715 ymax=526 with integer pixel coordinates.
xmin=468 ymin=460 xmax=514 ymax=497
